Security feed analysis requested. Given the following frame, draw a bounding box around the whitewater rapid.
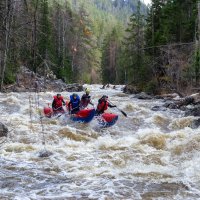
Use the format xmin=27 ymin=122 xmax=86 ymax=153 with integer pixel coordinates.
xmin=0 ymin=84 xmax=200 ymax=200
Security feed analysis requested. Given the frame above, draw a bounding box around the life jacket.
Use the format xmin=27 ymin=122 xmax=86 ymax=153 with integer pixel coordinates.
xmin=69 ymin=95 xmax=80 ymax=109
xmin=80 ymin=94 xmax=90 ymax=108
xmin=97 ymin=99 xmax=108 ymax=112
xmin=44 ymin=107 xmax=53 ymax=118
xmin=53 ymin=95 xmax=63 ymax=108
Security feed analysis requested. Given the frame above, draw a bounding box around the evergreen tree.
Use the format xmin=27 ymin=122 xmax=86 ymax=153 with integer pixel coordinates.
xmin=50 ymin=0 xmax=74 ymax=82
xmin=122 ymin=0 xmax=148 ymax=87
xmin=145 ymin=0 xmax=198 ymax=92
xmin=38 ymin=0 xmax=51 ymax=64
xmin=101 ymin=26 xmax=123 ymax=84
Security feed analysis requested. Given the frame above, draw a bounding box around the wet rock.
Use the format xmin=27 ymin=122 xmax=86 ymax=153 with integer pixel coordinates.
xmin=38 ymin=150 xmax=53 ymax=157
xmin=191 ymin=118 xmax=200 ymax=128
xmin=163 ymin=102 xmax=179 ymax=109
xmin=154 ymin=95 xmax=164 ymax=99
xmin=65 ymin=83 xmax=83 ymax=92
xmin=184 ymin=96 xmax=195 ymax=104
xmin=123 ymin=85 xmax=140 ymax=94
xmin=185 ymin=106 xmax=200 ymax=117
xmin=151 ymin=106 xmax=167 ymax=111
xmin=4 ymin=66 xmax=83 ymax=93
xmin=161 ymin=93 xmax=180 ymax=100
xmin=134 ymin=92 xmax=152 ymax=99
xmin=0 ymin=122 xmax=8 ymax=137
xmin=13 ymin=86 xmax=27 ymax=92
xmin=190 ymin=93 xmax=200 ymax=104
xmin=1 ymin=181 xmax=16 ymax=188
xmin=163 ymin=96 xmax=195 ymax=110
xmin=175 ymin=96 xmax=195 ymax=109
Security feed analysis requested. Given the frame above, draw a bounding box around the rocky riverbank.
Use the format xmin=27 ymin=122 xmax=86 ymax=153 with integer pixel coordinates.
xmin=3 ymin=66 xmax=83 ymax=93
xmin=124 ymin=86 xmax=200 ymax=127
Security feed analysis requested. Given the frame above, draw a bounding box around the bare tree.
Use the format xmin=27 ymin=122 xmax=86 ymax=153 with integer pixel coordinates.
xmin=0 ymin=0 xmax=14 ymax=91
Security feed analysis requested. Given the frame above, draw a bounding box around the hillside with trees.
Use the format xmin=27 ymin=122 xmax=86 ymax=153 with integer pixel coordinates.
xmin=0 ymin=0 xmax=199 ymax=95
xmin=102 ymin=0 xmax=199 ymax=95
xmin=0 ymin=0 xmax=147 ymax=91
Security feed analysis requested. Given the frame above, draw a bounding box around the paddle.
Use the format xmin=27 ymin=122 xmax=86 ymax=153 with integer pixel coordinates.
xmin=53 ymin=106 xmax=63 ymax=111
xmin=52 ymin=106 xmax=65 ymax=118
xmin=68 ymin=106 xmax=80 ymax=114
xmin=56 ymin=105 xmax=80 ymax=118
xmin=108 ymin=100 xmax=127 ymax=117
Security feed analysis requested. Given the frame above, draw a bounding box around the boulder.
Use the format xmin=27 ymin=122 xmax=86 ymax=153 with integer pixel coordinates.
xmin=191 ymin=118 xmax=200 ymax=128
xmin=161 ymin=93 xmax=180 ymax=99
xmin=189 ymin=93 xmax=200 ymax=104
xmin=3 ymin=66 xmax=83 ymax=93
xmin=185 ymin=106 xmax=200 ymax=117
xmin=163 ymin=101 xmax=179 ymax=109
xmin=65 ymin=83 xmax=83 ymax=92
xmin=14 ymin=86 xmax=26 ymax=92
xmin=151 ymin=106 xmax=167 ymax=111
xmin=38 ymin=150 xmax=53 ymax=157
xmin=163 ymin=96 xmax=195 ymax=110
xmin=123 ymin=85 xmax=140 ymax=94
xmin=0 ymin=122 xmax=8 ymax=137
xmin=134 ymin=92 xmax=153 ymax=100
xmin=154 ymin=95 xmax=164 ymax=99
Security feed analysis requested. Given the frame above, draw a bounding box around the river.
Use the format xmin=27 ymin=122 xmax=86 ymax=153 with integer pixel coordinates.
xmin=0 ymin=84 xmax=200 ymax=200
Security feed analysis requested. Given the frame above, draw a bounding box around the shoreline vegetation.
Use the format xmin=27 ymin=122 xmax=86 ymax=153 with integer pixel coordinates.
xmin=0 ymin=1 xmax=199 ymax=96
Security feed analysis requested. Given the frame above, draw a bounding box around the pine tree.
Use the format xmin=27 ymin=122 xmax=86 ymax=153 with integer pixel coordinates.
xmin=101 ymin=25 xmax=123 ymax=84
xmin=122 ymin=0 xmax=148 ymax=86
xmin=50 ymin=0 xmax=73 ymax=82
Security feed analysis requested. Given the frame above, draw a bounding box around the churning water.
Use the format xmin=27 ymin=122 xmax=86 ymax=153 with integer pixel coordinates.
xmin=0 ymin=85 xmax=200 ymax=200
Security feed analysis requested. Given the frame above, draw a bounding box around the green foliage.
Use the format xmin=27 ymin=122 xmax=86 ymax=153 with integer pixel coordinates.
xmin=121 ymin=0 xmax=148 ymax=85
xmin=4 ymin=61 xmax=19 ymax=84
xmin=0 ymin=0 xmax=150 ymax=88
xmin=190 ymin=48 xmax=200 ymax=86
xmin=101 ymin=26 xmax=123 ymax=84
xmin=38 ymin=0 xmax=51 ymax=60
xmin=144 ymin=0 xmax=198 ymax=92
xmin=145 ymin=0 xmax=197 ymax=47
xmin=81 ymin=72 xmax=91 ymax=84
xmin=144 ymin=79 xmax=159 ymax=95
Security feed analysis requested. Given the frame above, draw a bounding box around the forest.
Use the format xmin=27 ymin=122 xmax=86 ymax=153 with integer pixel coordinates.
xmin=0 ymin=0 xmax=199 ymax=94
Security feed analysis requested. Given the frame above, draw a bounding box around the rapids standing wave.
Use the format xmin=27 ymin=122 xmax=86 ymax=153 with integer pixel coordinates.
xmin=0 ymin=85 xmax=200 ymax=200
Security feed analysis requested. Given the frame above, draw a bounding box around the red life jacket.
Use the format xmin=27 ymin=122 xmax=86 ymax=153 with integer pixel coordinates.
xmin=97 ymin=100 xmax=108 ymax=112
xmin=53 ymin=96 xmax=63 ymax=108
xmin=80 ymin=94 xmax=90 ymax=108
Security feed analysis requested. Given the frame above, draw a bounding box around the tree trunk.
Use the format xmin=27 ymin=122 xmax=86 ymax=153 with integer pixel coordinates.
xmin=197 ymin=1 xmax=200 ymax=86
xmin=0 ymin=0 xmax=12 ymax=91
xmin=31 ymin=0 xmax=39 ymax=72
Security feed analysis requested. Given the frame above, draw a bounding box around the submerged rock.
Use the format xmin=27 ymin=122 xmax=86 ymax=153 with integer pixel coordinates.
xmin=151 ymin=106 xmax=167 ymax=111
xmin=0 ymin=122 xmax=8 ymax=137
xmin=38 ymin=150 xmax=53 ymax=157
xmin=185 ymin=106 xmax=200 ymax=117
xmin=191 ymin=118 xmax=200 ymax=128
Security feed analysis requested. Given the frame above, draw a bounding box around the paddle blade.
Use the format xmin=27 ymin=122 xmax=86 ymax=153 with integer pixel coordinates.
xmin=56 ymin=114 xmax=63 ymax=118
xmin=108 ymin=100 xmax=128 ymax=117
xmin=119 ymin=109 xmax=127 ymax=117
